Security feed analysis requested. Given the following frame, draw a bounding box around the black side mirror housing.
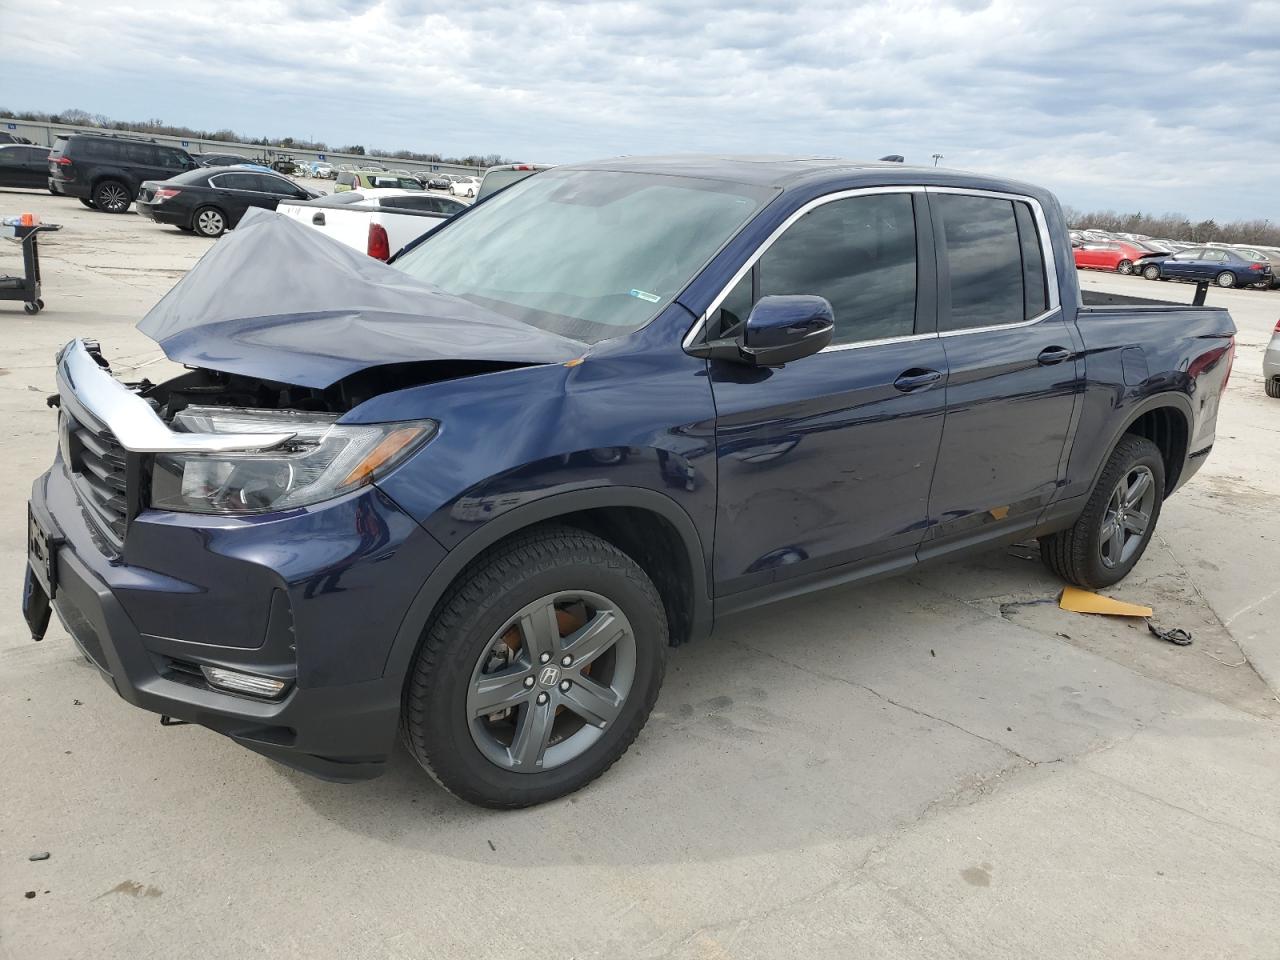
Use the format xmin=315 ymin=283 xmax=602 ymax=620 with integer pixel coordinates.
xmin=689 ymin=295 xmax=834 ymax=366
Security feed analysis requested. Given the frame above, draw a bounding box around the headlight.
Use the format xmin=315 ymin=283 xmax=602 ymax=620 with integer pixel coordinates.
xmin=150 ymin=406 xmax=435 ymax=515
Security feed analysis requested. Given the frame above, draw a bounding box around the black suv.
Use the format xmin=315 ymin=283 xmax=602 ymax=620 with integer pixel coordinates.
xmin=48 ymin=134 xmax=197 ymax=213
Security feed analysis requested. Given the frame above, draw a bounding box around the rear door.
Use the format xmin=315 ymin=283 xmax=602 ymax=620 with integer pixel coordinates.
xmin=923 ymin=189 xmax=1082 ymax=551
xmin=709 ymin=189 xmax=949 ymax=598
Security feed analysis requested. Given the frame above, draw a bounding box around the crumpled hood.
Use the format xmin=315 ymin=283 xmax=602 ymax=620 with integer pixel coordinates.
xmin=137 ymin=208 xmax=583 ymax=388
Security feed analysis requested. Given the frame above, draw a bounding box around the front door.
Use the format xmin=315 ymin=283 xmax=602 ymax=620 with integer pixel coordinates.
xmin=923 ymin=190 xmax=1082 ymax=549
xmin=1163 ymin=249 xmax=1205 ymax=278
xmin=709 ymin=190 xmax=949 ymax=598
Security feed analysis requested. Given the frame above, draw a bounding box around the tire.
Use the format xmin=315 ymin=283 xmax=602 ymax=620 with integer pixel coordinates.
xmin=1142 ymin=264 xmax=1160 ymax=280
xmin=1039 ymin=434 xmax=1165 ymax=589
xmin=78 ymin=198 xmax=96 ymax=209
xmin=1117 ymin=259 xmax=1133 ymax=275
xmin=401 ymin=524 xmax=668 ymax=808
xmin=92 ymin=179 xmax=132 ymax=213
xmin=192 ymin=206 xmax=227 ymax=238
xmin=1266 ymin=378 xmax=1280 ymax=399
xmin=1216 ymin=271 xmax=1235 ymax=288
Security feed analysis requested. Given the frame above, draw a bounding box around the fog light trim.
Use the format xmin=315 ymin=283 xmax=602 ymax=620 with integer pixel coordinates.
xmin=200 ymin=666 xmax=289 ymax=699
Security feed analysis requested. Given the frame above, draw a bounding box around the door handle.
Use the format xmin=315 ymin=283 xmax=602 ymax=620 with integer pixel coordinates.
xmin=312 ymin=212 xmax=325 ymax=226
xmin=893 ymin=368 xmax=942 ymax=392
xmin=1037 ymin=347 xmax=1073 ymax=366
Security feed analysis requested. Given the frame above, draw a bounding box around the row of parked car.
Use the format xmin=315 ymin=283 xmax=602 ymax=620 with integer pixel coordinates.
xmin=0 ymin=132 xmax=548 ymax=254
xmin=1071 ymin=230 xmax=1279 ymax=290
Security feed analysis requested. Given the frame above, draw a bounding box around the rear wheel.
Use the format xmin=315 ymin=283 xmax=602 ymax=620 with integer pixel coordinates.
xmin=1142 ymin=264 xmax=1160 ymax=280
xmin=1266 ymin=379 xmax=1280 ymax=399
xmin=401 ymin=525 xmax=667 ymax=808
xmin=1040 ymin=435 xmax=1164 ymax=588
xmin=92 ymin=179 xmax=131 ymax=213
xmin=1216 ymin=271 xmax=1236 ymax=288
xmin=1117 ymin=259 xmax=1133 ymax=275
xmin=192 ymin=206 xmax=227 ymax=238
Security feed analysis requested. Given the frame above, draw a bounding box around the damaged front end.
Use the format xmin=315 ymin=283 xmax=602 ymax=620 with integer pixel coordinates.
xmin=24 ymin=337 xmax=455 ymax=780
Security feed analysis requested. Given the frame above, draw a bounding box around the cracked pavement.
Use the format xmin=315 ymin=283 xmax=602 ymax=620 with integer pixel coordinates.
xmin=2 ymin=188 xmax=1278 ymax=959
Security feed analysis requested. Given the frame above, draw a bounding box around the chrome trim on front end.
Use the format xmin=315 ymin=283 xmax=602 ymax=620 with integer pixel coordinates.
xmin=55 ymin=339 xmax=295 ymax=454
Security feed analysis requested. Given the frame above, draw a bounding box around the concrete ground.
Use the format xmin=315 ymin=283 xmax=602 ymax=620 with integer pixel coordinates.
xmin=2 ymin=187 xmax=1278 ymax=960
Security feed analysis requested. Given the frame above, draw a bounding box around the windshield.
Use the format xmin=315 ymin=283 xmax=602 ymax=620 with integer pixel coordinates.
xmin=393 ymin=169 xmax=775 ymax=343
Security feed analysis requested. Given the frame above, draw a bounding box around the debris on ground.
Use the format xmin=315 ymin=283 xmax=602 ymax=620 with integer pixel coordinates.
xmin=28 ymin=852 xmax=50 ymax=862
xmin=1059 ymin=586 xmax=1153 ymax=618
xmin=1147 ymin=622 xmax=1193 ymax=646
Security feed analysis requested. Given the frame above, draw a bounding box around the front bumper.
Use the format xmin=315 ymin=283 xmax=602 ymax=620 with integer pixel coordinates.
xmin=25 ymin=457 xmax=447 ymax=782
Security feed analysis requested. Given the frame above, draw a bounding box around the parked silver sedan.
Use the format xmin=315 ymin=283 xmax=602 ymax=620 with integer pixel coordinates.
xmin=1266 ymin=319 xmax=1280 ymax=398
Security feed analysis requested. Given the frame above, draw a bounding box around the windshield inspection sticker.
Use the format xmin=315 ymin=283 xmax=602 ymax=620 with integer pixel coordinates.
xmin=629 ymin=289 xmax=661 ymax=303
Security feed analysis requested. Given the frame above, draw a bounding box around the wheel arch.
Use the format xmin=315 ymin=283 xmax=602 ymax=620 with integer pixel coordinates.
xmin=1090 ymin=394 xmax=1192 ymax=498
xmin=382 ymin=486 xmax=713 ymax=687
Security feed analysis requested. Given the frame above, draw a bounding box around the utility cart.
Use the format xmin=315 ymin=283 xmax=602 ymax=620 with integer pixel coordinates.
xmin=1 ymin=218 xmax=61 ymax=314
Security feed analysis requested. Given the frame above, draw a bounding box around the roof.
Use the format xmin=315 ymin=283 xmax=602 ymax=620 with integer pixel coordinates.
xmin=560 ymin=154 xmax=1050 ymax=200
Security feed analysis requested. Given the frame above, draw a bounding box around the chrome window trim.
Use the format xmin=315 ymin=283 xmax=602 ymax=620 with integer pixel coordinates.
xmin=924 ymin=185 xmax=1061 ymax=315
xmin=681 ymin=183 xmax=1062 ymax=351
xmin=681 ymin=186 xmax=923 ymax=350
xmin=55 ymin=339 xmax=295 ymax=454
xmin=938 ymin=305 xmax=1062 ymax=338
xmin=822 ymin=331 xmax=938 ymax=353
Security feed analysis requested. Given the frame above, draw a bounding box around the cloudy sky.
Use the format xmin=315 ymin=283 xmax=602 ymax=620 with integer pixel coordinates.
xmin=4 ymin=0 xmax=1278 ymax=219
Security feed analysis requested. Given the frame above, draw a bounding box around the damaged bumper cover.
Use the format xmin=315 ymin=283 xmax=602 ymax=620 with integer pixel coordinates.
xmin=25 ymin=339 xmax=450 ymax=781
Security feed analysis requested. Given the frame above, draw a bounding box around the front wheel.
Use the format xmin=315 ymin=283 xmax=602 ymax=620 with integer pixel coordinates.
xmin=79 ymin=198 xmax=96 ymax=209
xmin=401 ymin=525 xmax=668 ymax=808
xmin=1266 ymin=379 xmax=1280 ymax=399
xmin=1039 ymin=435 xmax=1165 ymax=588
xmin=1117 ymin=259 xmax=1133 ymax=275
xmin=1216 ymin=271 xmax=1236 ymax=288
xmin=1142 ymin=264 xmax=1160 ymax=280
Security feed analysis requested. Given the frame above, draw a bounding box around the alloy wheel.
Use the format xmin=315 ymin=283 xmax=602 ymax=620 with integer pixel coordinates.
xmin=197 ymin=209 xmax=225 ymax=236
xmin=97 ymin=182 xmax=129 ymax=212
xmin=467 ymin=590 xmax=637 ymax=773
xmin=1099 ymin=465 xmax=1157 ymax=569
xmin=1216 ymin=271 xmax=1235 ymax=288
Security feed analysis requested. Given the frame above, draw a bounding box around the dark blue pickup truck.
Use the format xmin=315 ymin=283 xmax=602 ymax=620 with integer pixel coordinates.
xmin=24 ymin=156 xmax=1236 ymax=807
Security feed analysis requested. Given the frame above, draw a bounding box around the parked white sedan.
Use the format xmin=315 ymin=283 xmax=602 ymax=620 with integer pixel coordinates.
xmin=449 ymin=176 xmax=481 ymax=198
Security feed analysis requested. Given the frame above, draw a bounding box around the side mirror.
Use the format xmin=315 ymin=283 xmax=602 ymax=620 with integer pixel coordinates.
xmin=689 ymin=295 xmax=834 ymax=366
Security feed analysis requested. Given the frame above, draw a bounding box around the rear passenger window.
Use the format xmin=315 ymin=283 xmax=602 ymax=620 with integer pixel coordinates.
xmin=82 ymin=139 xmax=123 ymax=161
xmin=124 ymin=143 xmax=155 ymax=164
xmin=758 ymin=193 xmax=917 ymax=345
xmin=935 ymin=194 xmax=1049 ymax=331
xmin=935 ymin=194 xmax=1023 ymax=330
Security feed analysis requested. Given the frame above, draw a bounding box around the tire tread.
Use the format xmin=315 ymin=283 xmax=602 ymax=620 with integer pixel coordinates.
xmin=400 ymin=523 xmax=666 ymax=808
xmin=1040 ymin=434 xmax=1163 ymax=588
